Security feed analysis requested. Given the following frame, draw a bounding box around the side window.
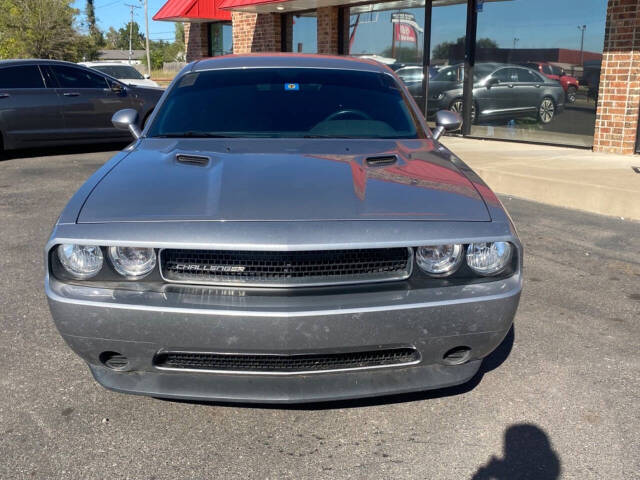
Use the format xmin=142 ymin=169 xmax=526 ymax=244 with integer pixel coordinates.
xmin=550 ymin=65 xmax=563 ymax=76
xmin=50 ymin=65 xmax=108 ymax=89
xmin=542 ymin=65 xmax=553 ymax=75
xmin=492 ymin=69 xmax=516 ymax=83
xmin=397 ymin=68 xmax=423 ymax=84
xmin=516 ymin=68 xmax=542 ymax=83
xmin=0 ymin=65 xmax=45 ymax=88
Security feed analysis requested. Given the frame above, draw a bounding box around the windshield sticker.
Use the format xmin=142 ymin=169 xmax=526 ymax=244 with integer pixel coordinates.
xmin=284 ymin=83 xmax=300 ymax=91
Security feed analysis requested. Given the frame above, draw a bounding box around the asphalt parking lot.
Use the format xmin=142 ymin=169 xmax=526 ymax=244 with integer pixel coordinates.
xmin=0 ymin=146 xmax=638 ymax=479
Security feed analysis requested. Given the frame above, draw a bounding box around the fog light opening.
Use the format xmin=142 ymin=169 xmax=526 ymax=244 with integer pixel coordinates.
xmin=442 ymin=346 xmax=471 ymax=365
xmin=99 ymin=351 xmax=129 ymax=370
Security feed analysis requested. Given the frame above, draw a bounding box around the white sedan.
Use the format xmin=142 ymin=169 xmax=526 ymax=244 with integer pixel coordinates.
xmin=78 ymin=62 xmax=160 ymax=88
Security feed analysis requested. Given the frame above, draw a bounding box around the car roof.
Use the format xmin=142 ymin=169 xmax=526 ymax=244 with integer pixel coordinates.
xmin=190 ymin=53 xmax=393 ymax=74
xmin=80 ymin=62 xmax=137 ymax=67
xmin=0 ymin=59 xmax=79 ymax=67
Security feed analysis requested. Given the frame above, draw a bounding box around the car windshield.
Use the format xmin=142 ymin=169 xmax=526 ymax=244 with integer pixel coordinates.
xmin=431 ymin=64 xmax=495 ymax=83
xmin=147 ymin=68 xmax=422 ymax=139
xmin=93 ymin=65 xmax=144 ymax=80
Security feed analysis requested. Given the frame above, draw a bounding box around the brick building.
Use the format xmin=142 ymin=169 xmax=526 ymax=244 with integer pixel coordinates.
xmin=155 ymin=0 xmax=640 ymax=155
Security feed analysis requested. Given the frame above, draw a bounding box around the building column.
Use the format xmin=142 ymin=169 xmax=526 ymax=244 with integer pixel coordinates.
xmin=593 ymin=0 xmax=640 ymax=154
xmin=232 ymin=12 xmax=282 ymax=53
xmin=184 ymin=22 xmax=209 ymax=62
xmin=317 ymin=7 xmax=343 ymax=55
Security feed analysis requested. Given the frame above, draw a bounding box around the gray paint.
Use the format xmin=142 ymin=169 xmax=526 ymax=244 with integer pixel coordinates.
xmin=0 ymin=59 xmax=162 ymax=151
xmin=45 ymin=54 xmax=522 ymax=402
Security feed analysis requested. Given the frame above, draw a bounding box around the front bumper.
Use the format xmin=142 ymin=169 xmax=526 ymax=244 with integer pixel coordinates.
xmin=46 ymin=271 xmax=521 ymax=403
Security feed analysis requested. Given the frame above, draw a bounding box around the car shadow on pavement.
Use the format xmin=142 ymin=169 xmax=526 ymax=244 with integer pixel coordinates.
xmin=0 ymin=142 xmax=130 ymax=161
xmin=163 ymin=325 xmax=515 ymax=410
xmin=471 ymin=423 xmax=561 ymax=480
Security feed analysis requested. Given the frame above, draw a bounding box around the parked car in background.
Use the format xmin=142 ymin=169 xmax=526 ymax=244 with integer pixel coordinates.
xmin=522 ymin=62 xmax=579 ymax=103
xmin=424 ymin=63 xmax=565 ymax=124
xmin=45 ymin=54 xmax=522 ymax=403
xmin=392 ymin=64 xmax=438 ymax=109
xmin=79 ymin=62 xmax=160 ymax=88
xmin=0 ymin=59 xmax=163 ymax=154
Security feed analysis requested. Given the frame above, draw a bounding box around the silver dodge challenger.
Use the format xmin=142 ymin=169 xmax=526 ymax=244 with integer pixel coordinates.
xmin=45 ymin=54 xmax=522 ymax=403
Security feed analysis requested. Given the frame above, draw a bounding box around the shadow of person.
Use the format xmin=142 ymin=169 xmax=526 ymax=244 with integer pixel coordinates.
xmin=472 ymin=424 xmax=561 ymax=480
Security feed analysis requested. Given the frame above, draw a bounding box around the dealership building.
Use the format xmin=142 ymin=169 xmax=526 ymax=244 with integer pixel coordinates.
xmin=154 ymin=0 xmax=640 ymax=155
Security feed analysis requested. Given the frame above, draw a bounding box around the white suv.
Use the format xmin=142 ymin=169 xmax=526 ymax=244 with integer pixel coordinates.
xmin=78 ymin=62 xmax=160 ymax=88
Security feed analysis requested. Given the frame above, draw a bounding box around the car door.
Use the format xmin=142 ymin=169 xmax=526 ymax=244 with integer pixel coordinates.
xmin=514 ymin=68 xmax=545 ymax=113
xmin=481 ymin=68 xmax=518 ymax=116
xmin=0 ymin=64 xmax=65 ymax=149
xmin=48 ymin=64 xmax=132 ymax=140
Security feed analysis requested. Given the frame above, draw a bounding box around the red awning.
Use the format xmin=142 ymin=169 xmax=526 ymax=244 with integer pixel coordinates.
xmin=153 ymin=0 xmax=231 ymax=22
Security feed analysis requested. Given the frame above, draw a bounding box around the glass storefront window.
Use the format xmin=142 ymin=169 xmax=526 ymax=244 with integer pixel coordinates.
xmin=291 ymin=12 xmax=317 ymax=53
xmin=467 ymin=0 xmax=607 ymax=147
xmin=209 ymin=22 xmax=232 ymax=57
xmin=347 ymin=1 xmax=467 ymax=113
xmin=344 ymin=0 xmax=606 ymax=148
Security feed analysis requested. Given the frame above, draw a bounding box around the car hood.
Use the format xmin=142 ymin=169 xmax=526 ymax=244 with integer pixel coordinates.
xmin=77 ymin=138 xmax=491 ymax=223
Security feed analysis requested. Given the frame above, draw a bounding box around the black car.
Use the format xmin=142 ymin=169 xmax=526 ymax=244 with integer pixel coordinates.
xmin=405 ymin=62 xmax=565 ymax=124
xmin=0 ymin=59 xmax=163 ymax=154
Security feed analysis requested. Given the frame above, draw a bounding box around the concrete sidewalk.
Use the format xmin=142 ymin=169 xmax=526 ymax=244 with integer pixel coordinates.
xmin=441 ymin=136 xmax=640 ymax=221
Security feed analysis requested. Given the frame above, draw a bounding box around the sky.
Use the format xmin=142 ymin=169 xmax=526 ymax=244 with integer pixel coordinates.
xmin=298 ymin=0 xmax=607 ymax=59
xmin=74 ymin=0 xmax=608 ymax=56
xmin=73 ymin=0 xmax=180 ymax=42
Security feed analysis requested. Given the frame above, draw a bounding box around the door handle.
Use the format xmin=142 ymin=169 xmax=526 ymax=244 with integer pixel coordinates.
xmin=507 ymin=84 xmax=514 ymax=88
xmin=63 ymin=92 xmax=80 ymax=97
xmin=535 ymin=84 xmax=542 ymax=88
xmin=0 ymin=93 xmax=10 ymax=99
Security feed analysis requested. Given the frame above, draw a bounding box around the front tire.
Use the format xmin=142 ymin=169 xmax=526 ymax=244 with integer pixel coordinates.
xmin=566 ymin=86 xmax=577 ymax=103
xmin=449 ymin=98 xmax=477 ymax=124
xmin=538 ymin=97 xmax=555 ymax=124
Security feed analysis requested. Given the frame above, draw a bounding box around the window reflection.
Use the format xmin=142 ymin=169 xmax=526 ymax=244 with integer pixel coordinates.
xmin=469 ymin=0 xmax=606 ymax=147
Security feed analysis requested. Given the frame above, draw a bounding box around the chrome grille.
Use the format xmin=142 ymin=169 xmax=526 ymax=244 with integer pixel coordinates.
xmin=159 ymin=248 xmax=412 ymax=287
xmin=153 ymin=348 xmax=420 ymax=374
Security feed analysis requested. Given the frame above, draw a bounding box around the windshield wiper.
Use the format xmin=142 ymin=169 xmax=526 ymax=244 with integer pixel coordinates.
xmin=153 ymin=131 xmax=236 ymax=138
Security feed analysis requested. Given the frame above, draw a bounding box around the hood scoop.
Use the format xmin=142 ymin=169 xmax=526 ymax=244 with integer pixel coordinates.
xmin=176 ymin=154 xmax=210 ymax=166
xmin=365 ymin=155 xmax=398 ymax=168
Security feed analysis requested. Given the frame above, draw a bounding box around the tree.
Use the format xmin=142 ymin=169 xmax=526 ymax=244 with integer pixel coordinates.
xmin=85 ymin=0 xmax=104 ymax=47
xmin=381 ymin=45 xmax=423 ymax=64
xmin=105 ymin=26 xmax=119 ymax=49
xmin=432 ymin=36 xmax=498 ymax=62
xmin=0 ymin=0 xmax=82 ymax=60
xmin=111 ymin=22 xmax=145 ymax=51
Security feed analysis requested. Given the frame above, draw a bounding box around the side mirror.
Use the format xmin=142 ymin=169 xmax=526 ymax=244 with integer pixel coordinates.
xmin=112 ymin=108 xmax=141 ymax=139
xmin=486 ymin=77 xmax=499 ymax=89
xmin=143 ymin=74 xmax=150 ymax=79
xmin=432 ymin=110 xmax=462 ymax=140
xmin=110 ymin=82 xmax=124 ymax=94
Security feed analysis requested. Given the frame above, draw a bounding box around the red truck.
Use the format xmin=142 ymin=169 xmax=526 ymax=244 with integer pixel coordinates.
xmin=522 ymin=62 xmax=579 ymax=103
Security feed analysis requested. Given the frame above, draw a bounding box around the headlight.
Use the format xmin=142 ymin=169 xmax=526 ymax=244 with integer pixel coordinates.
xmin=416 ymin=244 xmax=464 ymax=276
xmin=57 ymin=244 xmax=104 ymax=279
xmin=466 ymin=242 xmax=512 ymax=276
xmin=108 ymin=246 xmax=156 ymax=278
